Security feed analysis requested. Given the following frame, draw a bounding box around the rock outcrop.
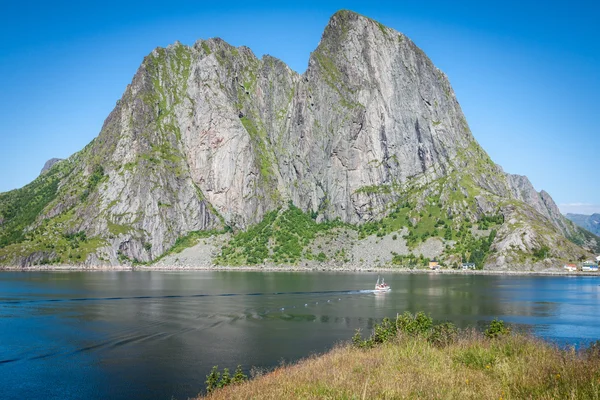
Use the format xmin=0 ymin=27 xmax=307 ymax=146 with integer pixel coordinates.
xmin=40 ymin=158 xmax=63 ymax=175
xmin=0 ymin=10 xmax=597 ymax=268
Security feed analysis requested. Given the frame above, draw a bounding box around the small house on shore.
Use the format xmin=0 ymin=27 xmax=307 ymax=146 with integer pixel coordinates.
xmin=563 ymin=264 xmax=577 ymax=272
xmin=429 ymin=261 xmax=440 ymax=270
xmin=462 ymin=263 xmax=476 ymax=270
xmin=582 ymin=261 xmax=599 ymax=272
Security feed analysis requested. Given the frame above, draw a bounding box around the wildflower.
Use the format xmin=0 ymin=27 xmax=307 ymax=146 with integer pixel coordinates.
xmin=486 ymin=365 xmax=491 ymax=369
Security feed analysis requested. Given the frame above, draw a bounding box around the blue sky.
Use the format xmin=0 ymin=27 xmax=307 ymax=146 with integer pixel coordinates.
xmin=1 ymin=0 xmax=598 ymax=214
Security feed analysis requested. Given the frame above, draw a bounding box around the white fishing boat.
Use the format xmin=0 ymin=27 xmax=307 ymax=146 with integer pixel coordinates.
xmin=375 ymin=276 xmax=391 ymax=292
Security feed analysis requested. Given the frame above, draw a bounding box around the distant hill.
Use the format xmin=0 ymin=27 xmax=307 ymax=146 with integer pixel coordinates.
xmin=566 ymin=213 xmax=600 ymax=236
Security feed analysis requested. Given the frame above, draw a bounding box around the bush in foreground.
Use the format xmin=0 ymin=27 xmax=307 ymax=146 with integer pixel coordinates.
xmin=485 ymin=318 xmax=511 ymax=339
xmin=205 ymin=365 xmax=247 ymax=393
xmin=352 ymin=311 xmax=458 ymax=349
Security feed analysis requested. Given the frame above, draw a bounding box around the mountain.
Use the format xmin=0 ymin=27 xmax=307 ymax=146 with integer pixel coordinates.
xmin=1 ymin=10 xmax=598 ymax=269
xmin=40 ymin=158 xmax=63 ymax=175
xmin=566 ymin=213 xmax=600 ymax=236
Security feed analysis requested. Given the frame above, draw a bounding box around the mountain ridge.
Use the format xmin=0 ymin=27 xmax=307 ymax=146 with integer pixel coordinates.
xmin=0 ymin=10 xmax=598 ymax=269
xmin=566 ymin=213 xmax=600 ymax=236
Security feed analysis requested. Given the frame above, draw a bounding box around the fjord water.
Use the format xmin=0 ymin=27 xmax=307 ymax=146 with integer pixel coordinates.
xmin=1 ymin=272 xmax=599 ymax=400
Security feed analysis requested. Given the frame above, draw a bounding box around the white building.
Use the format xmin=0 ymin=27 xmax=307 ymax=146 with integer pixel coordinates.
xmin=564 ymin=264 xmax=577 ymax=272
xmin=582 ymin=261 xmax=599 ymax=272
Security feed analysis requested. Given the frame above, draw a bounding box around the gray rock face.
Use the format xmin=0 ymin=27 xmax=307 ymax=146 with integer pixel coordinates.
xmin=40 ymin=158 xmax=62 ymax=174
xmin=566 ymin=213 xmax=600 ymax=236
xmin=505 ymin=174 xmax=565 ymax=229
xmin=283 ymin=13 xmax=473 ymax=223
xmin=1 ymin=10 xmax=597 ymax=267
xmin=168 ymin=11 xmax=480 ymax=227
xmin=502 ymin=173 xmax=599 ymax=254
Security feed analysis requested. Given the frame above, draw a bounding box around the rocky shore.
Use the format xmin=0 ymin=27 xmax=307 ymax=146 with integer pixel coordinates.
xmin=1 ymin=264 xmax=599 ymax=277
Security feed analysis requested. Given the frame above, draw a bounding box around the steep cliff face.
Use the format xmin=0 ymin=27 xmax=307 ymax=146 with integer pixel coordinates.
xmin=502 ymin=173 xmax=599 ymax=256
xmin=151 ymin=11 xmax=482 ymax=228
xmin=0 ymin=10 xmax=596 ymax=268
xmin=0 ymin=46 xmax=224 ymax=266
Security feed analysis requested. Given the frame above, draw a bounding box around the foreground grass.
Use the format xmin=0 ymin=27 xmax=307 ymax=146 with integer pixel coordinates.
xmin=200 ymin=331 xmax=600 ymax=399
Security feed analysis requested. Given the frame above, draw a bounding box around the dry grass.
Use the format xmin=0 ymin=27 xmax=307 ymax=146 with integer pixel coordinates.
xmin=199 ymin=331 xmax=600 ymax=399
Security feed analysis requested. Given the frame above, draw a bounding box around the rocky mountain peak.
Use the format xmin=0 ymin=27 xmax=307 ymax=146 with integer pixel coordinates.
xmin=1 ymin=10 xmax=598 ymax=268
xmin=40 ymin=158 xmax=63 ymax=175
xmin=319 ymin=10 xmax=359 ymax=45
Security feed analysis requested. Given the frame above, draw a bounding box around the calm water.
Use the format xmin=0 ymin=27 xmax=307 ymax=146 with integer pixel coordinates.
xmin=1 ymin=271 xmax=599 ymax=399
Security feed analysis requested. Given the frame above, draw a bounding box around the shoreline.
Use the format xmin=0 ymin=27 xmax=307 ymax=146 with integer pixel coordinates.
xmin=0 ymin=264 xmax=599 ymax=276
xmin=197 ymin=319 xmax=600 ymax=399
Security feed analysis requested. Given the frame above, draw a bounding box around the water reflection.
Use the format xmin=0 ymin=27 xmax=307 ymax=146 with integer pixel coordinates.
xmin=0 ymin=271 xmax=598 ymax=400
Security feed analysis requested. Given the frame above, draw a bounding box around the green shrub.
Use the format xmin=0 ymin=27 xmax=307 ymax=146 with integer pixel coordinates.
xmin=532 ymin=245 xmax=550 ymax=260
xmin=353 ymin=312 xmax=456 ymax=349
xmin=396 ymin=311 xmax=433 ymax=336
xmin=372 ymin=317 xmax=397 ymax=344
xmin=205 ymin=366 xmax=221 ymax=393
xmin=206 ymin=365 xmax=248 ymax=393
xmin=484 ymin=319 xmax=510 ymax=339
xmin=218 ymin=368 xmax=231 ymax=388
xmin=428 ymin=322 xmax=458 ymax=347
xmin=352 ymin=329 xmax=373 ymax=349
xmin=232 ymin=365 xmax=248 ymax=383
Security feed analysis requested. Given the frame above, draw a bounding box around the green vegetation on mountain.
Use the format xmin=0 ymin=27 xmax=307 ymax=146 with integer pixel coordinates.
xmin=215 ymin=203 xmax=347 ymax=265
xmin=205 ymin=198 xmax=506 ymax=268
xmin=0 ymin=160 xmax=73 ymax=247
xmin=0 ymin=216 xmax=106 ymax=266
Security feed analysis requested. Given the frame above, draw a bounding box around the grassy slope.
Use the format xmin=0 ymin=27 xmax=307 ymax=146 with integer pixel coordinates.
xmin=0 ymin=160 xmax=74 ymax=247
xmin=0 ymin=156 xmax=110 ymax=265
xmin=201 ymin=332 xmax=600 ymax=399
xmin=215 ymin=204 xmax=349 ymax=266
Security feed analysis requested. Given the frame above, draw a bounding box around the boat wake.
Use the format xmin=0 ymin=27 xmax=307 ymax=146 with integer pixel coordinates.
xmin=0 ymin=287 xmax=391 ymax=365
xmin=0 ymin=289 xmax=379 ymax=305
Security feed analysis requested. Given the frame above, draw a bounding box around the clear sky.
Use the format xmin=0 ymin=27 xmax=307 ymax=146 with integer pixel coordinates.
xmin=1 ymin=0 xmax=598 ymax=214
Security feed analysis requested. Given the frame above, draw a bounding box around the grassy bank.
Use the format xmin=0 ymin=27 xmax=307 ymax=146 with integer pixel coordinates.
xmin=199 ymin=315 xmax=600 ymax=399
